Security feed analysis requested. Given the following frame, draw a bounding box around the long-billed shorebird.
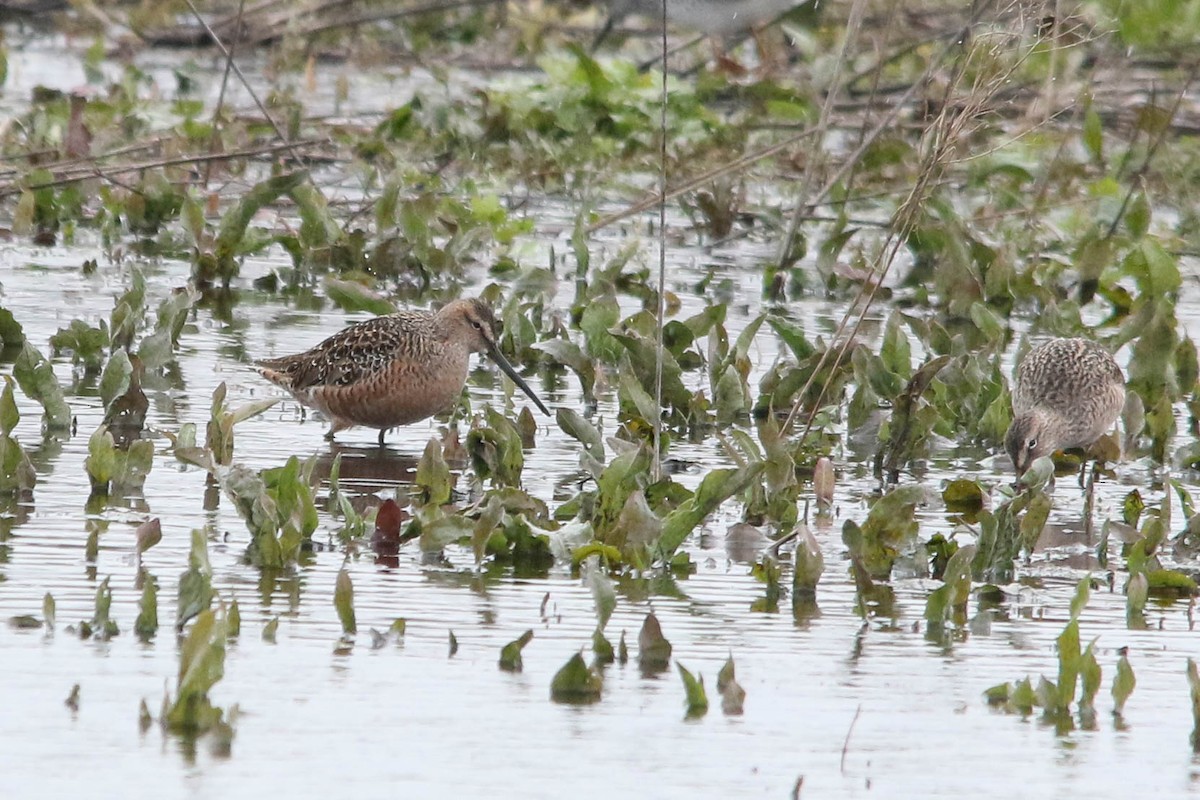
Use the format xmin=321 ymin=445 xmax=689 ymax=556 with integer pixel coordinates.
xmin=1004 ymin=337 xmax=1126 ymax=478
xmin=594 ymin=0 xmax=807 ymax=51
xmin=255 ymin=298 xmax=550 ymax=445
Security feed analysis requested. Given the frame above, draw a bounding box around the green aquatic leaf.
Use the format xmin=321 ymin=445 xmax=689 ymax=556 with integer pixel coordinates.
xmin=841 ymin=484 xmax=924 ymax=581
xmin=167 ymin=609 xmax=227 ymax=735
xmin=592 ymin=446 xmax=651 ymax=542
xmin=1126 ymin=572 xmax=1148 ymax=620
xmin=1122 ymin=489 xmax=1145 ymax=527
xmin=1079 ymin=640 xmax=1101 ymax=712
xmin=1146 ymin=569 xmax=1198 ymax=596
xmin=942 ymin=478 xmax=984 ymax=514
xmin=415 ymin=438 xmax=452 ymax=506
xmin=1069 ymin=576 xmax=1091 ymax=621
xmin=334 ymin=568 xmax=356 ymax=635
xmin=90 ymin=576 xmax=118 ymax=640
xmin=555 ymin=407 xmax=604 ymax=463
xmin=42 ymin=592 xmax=55 ymax=631
xmin=1113 ymin=651 xmax=1136 ymax=715
xmin=676 ymin=662 xmax=708 ymax=717
xmin=0 ymin=307 xmax=24 ymax=347
xmin=584 ymin=557 xmax=616 ymax=628
xmin=658 ymin=464 xmax=764 ymax=557
xmin=109 ymin=271 xmax=146 ymax=352
xmin=0 ymin=382 xmax=36 ymax=495
xmin=792 ymin=523 xmax=824 ymax=596
xmin=262 ymin=616 xmax=279 ymax=643
xmin=532 ymin=338 xmax=596 ymax=403
xmin=208 ymin=171 xmax=308 ymax=284
xmin=1189 ymin=659 xmax=1200 ymax=751
xmin=472 ymin=494 xmax=504 ymax=565
xmin=227 ymin=599 xmax=241 ymax=639
xmin=550 ymin=651 xmax=602 ymax=704
xmin=1056 ymin=619 xmax=1081 ymax=712
xmin=579 ymin=294 xmax=623 ymax=365
xmin=617 ymin=364 xmax=659 ymax=425
xmin=177 ymin=530 xmax=213 ymax=630
xmin=324 ymin=278 xmax=395 ymax=316
xmin=84 ymin=425 xmax=117 ymax=492
xmin=0 ymin=377 xmax=18 ymax=436
xmin=1018 ymin=489 xmax=1051 ymax=554
xmin=135 ymin=572 xmax=158 ymax=641
xmin=136 ymin=329 xmax=174 ymax=373
xmin=466 ymin=408 xmax=525 ymax=487
xmin=592 ymin=628 xmax=614 ymax=665
xmin=13 ymin=342 xmax=71 ymax=431
xmin=499 ymin=629 xmax=534 ymax=672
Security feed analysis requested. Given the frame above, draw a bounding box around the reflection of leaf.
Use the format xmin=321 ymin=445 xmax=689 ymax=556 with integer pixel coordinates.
xmin=550 ymin=652 xmax=602 ymax=705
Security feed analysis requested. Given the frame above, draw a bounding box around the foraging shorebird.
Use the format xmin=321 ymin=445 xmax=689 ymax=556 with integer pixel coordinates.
xmin=593 ymin=0 xmax=807 ymax=52
xmin=255 ymin=298 xmax=550 ymax=445
xmin=1004 ymin=337 xmax=1126 ymax=478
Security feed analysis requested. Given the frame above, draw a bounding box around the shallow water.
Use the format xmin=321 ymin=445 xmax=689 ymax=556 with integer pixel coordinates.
xmin=3 ymin=26 xmax=1200 ymax=800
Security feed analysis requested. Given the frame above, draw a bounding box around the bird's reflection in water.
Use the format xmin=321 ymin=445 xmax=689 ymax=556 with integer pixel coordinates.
xmin=308 ymin=441 xmax=424 ymax=569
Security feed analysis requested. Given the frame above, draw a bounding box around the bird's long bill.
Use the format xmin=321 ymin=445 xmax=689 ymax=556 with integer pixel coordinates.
xmin=487 ymin=344 xmax=550 ymax=417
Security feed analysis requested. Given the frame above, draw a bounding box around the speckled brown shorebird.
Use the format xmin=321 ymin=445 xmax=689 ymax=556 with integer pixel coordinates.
xmin=1004 ymin=337 xmax=1126 ymax=477
xmin=255 ymin=298 xmax=549 ymax=445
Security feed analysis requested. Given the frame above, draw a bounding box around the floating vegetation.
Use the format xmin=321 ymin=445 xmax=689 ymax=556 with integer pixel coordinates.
xmin=2 ymin=0 xmax=1200 ymax=788
xmin=985 ymin=579 xmax=1128 ymax=733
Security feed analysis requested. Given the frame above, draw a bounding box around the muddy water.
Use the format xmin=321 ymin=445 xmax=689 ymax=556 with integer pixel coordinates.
xmin=2 ymin=33 xmax=1199 ymax=800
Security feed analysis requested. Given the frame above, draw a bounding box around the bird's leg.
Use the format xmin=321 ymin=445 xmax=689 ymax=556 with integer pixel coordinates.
xmin=377 ymin=427 xmax=388 ymax=447
xmin=325 ymin=417 xmax=353 ymax=441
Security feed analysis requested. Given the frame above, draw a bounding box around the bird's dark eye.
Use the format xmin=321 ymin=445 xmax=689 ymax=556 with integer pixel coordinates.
xmin=470 ymin=320 xmax=483 ymax=330
xmin=1027 ymin=438 xmax=1037 ymax=450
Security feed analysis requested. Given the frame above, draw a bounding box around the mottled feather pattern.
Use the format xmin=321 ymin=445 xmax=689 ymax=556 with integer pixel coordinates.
xmin=1005 ymin=337 xmax=1126 ymax=475
xmin=257 ymin=311 xmax=450 ymax=391
xmin=253 ymin=298 xmax=546 ymax=444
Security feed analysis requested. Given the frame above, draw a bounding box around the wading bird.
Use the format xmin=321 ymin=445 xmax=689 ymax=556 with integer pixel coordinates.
xmin=1004 ymin=337 xmax=1125 ymax=478
xmin=256 ymin=298 xmax=549 ymax=445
